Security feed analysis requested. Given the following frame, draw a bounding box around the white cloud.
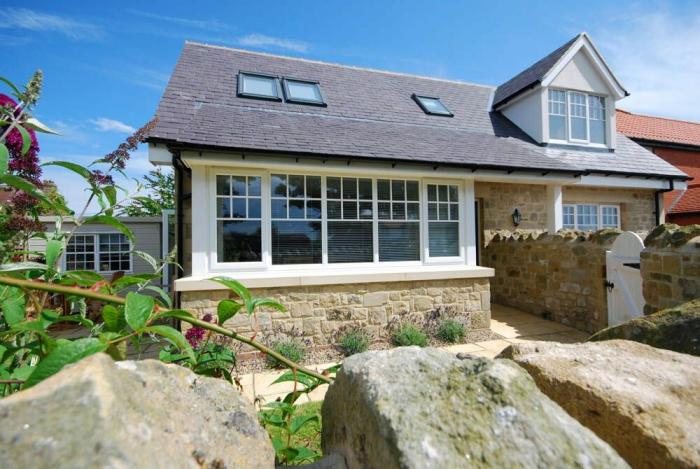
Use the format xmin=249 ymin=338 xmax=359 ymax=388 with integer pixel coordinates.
xmin=592 ymin=9 xmax=700 ymax=121
xmin=236 ymin=33 xmax=308 ymax=53
xmin=128 ymin=9 xmax=230 ymax=32
xmin=91 ymin=118 xmax=136 ymax=134
xmin=0 ymin=8 xmax=103 ymax=40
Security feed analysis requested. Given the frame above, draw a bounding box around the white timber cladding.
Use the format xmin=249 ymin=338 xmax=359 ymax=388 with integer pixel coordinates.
xmin=547 ymin=185 xmax=563 ymax=232
xmin=500 ymin=88 xmax=545 ymax=143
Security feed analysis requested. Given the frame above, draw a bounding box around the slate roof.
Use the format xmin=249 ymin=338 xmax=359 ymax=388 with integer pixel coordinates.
xmin=617 ymin=110 xmax=700 ymax=148
xmin=149 ymin=41 xmax=686 ymax=180
xmin=492 ymin=34 xmax=579 ymax=109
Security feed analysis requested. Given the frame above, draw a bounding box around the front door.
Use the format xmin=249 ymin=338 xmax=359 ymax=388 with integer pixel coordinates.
xmin=605 ymin=232 xmax=645 ymax=326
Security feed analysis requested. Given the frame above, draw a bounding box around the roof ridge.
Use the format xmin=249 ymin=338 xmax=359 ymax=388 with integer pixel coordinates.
xmin=184 ymin=41 xmax=496 ymax=90
xmin=617 ymin=109 xmax=700 ymax=127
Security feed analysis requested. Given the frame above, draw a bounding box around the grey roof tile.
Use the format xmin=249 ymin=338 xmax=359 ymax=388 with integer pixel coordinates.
xmin=149 ymin=41 xmax=686 ymax=179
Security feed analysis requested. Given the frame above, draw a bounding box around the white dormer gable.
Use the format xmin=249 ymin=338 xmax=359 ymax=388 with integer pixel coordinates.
xmin=495 ymin=33 xmax=627 ymax=150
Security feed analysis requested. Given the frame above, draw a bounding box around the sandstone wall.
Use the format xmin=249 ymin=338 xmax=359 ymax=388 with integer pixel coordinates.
xmin=181 ymin=278 xmax=491 ymax=346
xmin=475 ymin=182 xmax=547 ymax=244
xmin=641 ymin=224 xmax=700 ymax=314
xmin=483 ymin=230 xmax=621 ymax=333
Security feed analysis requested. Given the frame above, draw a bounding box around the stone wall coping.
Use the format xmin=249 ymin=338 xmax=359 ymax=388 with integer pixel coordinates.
xmin=174 ymin=265 xmax=495 ymax=291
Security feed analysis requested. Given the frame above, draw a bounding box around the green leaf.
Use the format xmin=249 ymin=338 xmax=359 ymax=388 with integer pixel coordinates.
xmin=102 ymin=304 xmax=126 ymax=332
xmin=103 ymin=185 xmax=117 ymax=206
xmin=45 ymin=239 xmax=63 ymax=270
xmin=42 ymin=160 xmax=92 ymax=180
xmin=16 ymin=124 xmax=31 ymax=156
xmin=291 ymin=447 xmax=319 ymax=463
xmin=0 ymin=143 xmax=8 ymax=174
xmin=62 ymin=270 xmax=104 ymax=286
xmin=153 ymin=308 xmax=193 ymax=321
xmin=289 ymin=414 xmax=318 ymax=435
xmin=211 ymin=276 xmax=251 ymax=302
xmin=133 ymin=250 xmax=159 ymax=272
xmin=24 ymin=338 xmax=107 ymax=388
xmin=246 ymin=297 xmax=286 ymax=315
xmin=0 ymin=261 xmax=47 ymax=273
xmin=143 ymin=325 xmax=195 ymax=363
xmin=83 ymin=215 xmax=134 ymax=242
xmin=110 ymin=274 xmax=157 ymax=291
xmin=272 ymin=370 xmax=318 ymax=388
xmin=143 ymin=285 xmax=173 ymax=308
xmin=0 ymin=286 xmax=25 ymax=326
xmin=0 ymin=76 xmax=21 ymax=96
xmin=0 ymin=174 xmax=52 ymax=206
xmin=124 ymin=292 xmax=154 ymax=331
xmin=23 ymin=117 xmax=59 ymax=135
xmin=217 ymin=299 xmax=242 ymax=324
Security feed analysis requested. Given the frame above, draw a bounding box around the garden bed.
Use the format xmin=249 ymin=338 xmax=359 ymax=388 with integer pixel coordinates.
xmin=234 ymin=328 xmax=502 ymax=375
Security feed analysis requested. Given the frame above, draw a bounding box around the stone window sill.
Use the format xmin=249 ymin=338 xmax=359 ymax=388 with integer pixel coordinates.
xmin=174 ymin=265 xmax=494 ymax=291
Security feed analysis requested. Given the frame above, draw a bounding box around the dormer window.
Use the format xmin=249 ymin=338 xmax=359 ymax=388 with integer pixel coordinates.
xmin=548 ymin=89 xmax=607 ymax=145
xmin=238 ymin=72 xmax=281 ymax=101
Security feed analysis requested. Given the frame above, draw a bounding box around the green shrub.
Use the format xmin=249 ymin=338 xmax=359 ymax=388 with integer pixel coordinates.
xmin=436 ymin=319 xmax=466 ymax=343
xmin=391 ymin=323 xmax=428 ymax=347
xmin=338 ymin=328 xmax=371 ymax=356
xmin=267 ymin=337 xmax=306 ymax=368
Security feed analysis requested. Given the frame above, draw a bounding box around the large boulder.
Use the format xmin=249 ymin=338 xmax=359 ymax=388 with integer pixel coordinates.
xmin=500 ymin=340 xmax=700 ymax=468
xmin=321 ymin=347 xmax=627 ymax=469
xmin=588 ymin=299 xmax=700 ymax=356
xmin=0 ymin=353 xmax=274 ymax=468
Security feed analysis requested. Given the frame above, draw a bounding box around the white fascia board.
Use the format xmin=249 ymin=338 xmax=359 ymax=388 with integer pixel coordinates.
xmin=181 ymin=150 xmax=576 ymax=184
xmin=573 ymin=175 xmax=685 ymax=190
xmin=148 ymin=142 xmax=173 ymax=166
xmin=541 ymin=35 xmax=626 ymax=100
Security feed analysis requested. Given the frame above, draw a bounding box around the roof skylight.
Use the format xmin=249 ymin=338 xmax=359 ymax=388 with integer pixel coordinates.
xmin=237 ymin=72 xmax=281 ymax=101
xmin=412 ymin=94 xmax=453 ymax=117
xmin=282 ymin=78 xmax=325 ymax=106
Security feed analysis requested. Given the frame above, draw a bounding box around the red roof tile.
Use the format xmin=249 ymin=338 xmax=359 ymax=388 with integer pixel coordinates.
xmin=617 ymin=109 xmax=700 ymax=148
xmin=670 ymin=184 xmax=700 ymax=214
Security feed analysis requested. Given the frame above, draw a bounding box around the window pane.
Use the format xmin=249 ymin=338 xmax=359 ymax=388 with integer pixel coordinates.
xmin=288 ymin=175 xmax=305 ymax=198
xmin=327 ymin=201 xmax=341 ymax=219
xmin=232 ymin=198 xmax=246 ymax=218
xmin=248 ymin=198 xmax=261 ymax=218
xmin=328 ymin=222 xmax=373 ymax=263
xmin=549 ymin=115 xmax=566 ymax=140
xmin=286 ymin=80 xmax=323 ymax=103
xmin=289 ymin=200 xmax=305 ymax=218
xmin=217 ymin=198 xmax=231 ymax=218
xmin=428 ymin=203 xmax=437 ymax=220
xmin=590 ymin=120 xmax=606 ymax=144
xmin=438 ymin=185 xmax=447 ymax=201
xmin=406 ymin=181 xmax=419 ymax=201
xmin=427 ymin=185 xmax=437 ymax=201
xmin=271 ymin=174 xmax=287 ymax=197
xmin=307 ymin=176 xmax=321 ymax=198
xmin=342 ymin=178 xmax=357 ymax=199
xmin=271 ymin=221 xmax=321 ymax=264
xmin=378 ymin=202 xmax=391 ymax=219
xmin=563 ymin=205 xmax=575 ymax=228
xmin=407 ymin=203 xmax=420 ymax=220
xmin=377 ymin=180 xmax=390 ymax=200
xmin=231 ymin=176 xmax=246 ymax=196
xmin=241 ymin=74 xmax=277 ymax=98
xmin=391 ymin=180 xmax=405 ymax=200
xmin=327 ymin=177 xmax=341 ymax=199
xmin=343 ymin=201 xmax=357 ymax=219
xmin=217 ymin=220 xmax=262 ymax=262
xmin=577 ymin=204 xmax=598 ymax=231
xmin=379 ymin=223 xmax=420 ymax=261
xmin=216 ymin=176 xmax=230 ymax=196
xmin=449 ymin=204 xmax=459 ymax=220
xmin=392 ymin=203 xmax=405 ymax=220
xmin=272 ymin=199 xmax=287 ymax=218
xmin=415 ymin=96 xmax=452 ymax=115
xmin=429 ymin=222 xmax=459 ymax=257
xmin=359 ymin=179 xmax=372 ymax=200
xmin=306 ymin=200 xmax=321 ymax=219
xmin=359 ymin=201 xmax=373 ymax=219
xmin=248 ymin=176 xmax=261 ymax=197
xmin=571 ymin=117 xmax=587 ymax=140
xmin=601 ymin=206 xmax=619 ymax=228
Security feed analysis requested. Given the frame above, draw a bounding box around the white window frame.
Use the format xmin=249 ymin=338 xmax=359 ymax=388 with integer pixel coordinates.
xmin=207 ymin=168 xmax=469 ymax=273
xmin=62 ymin=233 xmax=133 ymax=274
xmin=548 ymin=88 xmax=607 ymax=148
xmin=561 ymin=203 xmax=620 ymax=231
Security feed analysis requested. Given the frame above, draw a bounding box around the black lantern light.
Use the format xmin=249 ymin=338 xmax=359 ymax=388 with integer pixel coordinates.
xmin=512 ymin=208 xmax=522 ymax=226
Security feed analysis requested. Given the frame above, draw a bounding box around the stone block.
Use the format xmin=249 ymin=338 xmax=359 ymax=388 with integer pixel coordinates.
xmin=289 ymin=302 xmax=314 ymax=318
xmin=362 ymin=291 xmax=388 ymax=307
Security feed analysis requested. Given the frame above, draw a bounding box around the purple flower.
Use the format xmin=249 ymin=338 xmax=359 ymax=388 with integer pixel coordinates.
xmin=184 ymin=313 xmax=213 ymax=348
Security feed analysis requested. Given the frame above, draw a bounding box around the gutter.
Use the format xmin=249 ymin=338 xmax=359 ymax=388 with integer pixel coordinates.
xmin=654 ymin=178 xmax=675 ymax=225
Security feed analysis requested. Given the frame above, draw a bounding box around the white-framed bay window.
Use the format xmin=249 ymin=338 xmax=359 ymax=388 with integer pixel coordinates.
xmin=548 ymin=89 xmax=607 ymax=145
xmin=562 ymin=203 xmax=620 ymax=231
xmin=64 ymin=233 xmax=132 ymax=273
xmin=209 ymin=169 xmax=469 ymax=271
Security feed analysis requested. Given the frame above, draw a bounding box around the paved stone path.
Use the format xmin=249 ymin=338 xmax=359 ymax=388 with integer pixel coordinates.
xmin=241 ymin=303 xmax=589 ymax=404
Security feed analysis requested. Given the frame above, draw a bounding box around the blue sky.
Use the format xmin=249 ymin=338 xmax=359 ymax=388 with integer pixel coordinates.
xmin=2 ymin=1 xmax=699 ymax=209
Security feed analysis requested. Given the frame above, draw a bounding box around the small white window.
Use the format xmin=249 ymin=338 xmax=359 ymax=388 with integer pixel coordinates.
xmin=65 ymin=234 xmax=132 ymax=272
xmin=427 ymin=183 xmax=460 ymax=257
xmin=237 ymin=72 xmax=281 ymax=101
xmin=548 ymin=90 xmax=567 ymax=141
xmin=600 ymin=205 xmax=619 ymax=228
xmin=562 ymin=205 xmax=575 ymax=229
xmin=327 ymin=177 xmax=373 ymax=263
xmin=568 ymin=92 xmax=588 ymax=141
xmin=588 ymin=96 xmax=606 ymax=144
xmin=216 ymin=174 xmax=262 ymax=263
xmin=377 ymin=179 xmax=421 ymax=261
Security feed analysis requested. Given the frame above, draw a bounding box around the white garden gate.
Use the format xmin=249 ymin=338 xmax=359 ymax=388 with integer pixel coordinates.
xmin=605 ymin=232 xmax=645 ymax=326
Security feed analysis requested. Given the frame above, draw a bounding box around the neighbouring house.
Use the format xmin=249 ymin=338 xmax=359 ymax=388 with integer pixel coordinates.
xmin=29 ymin=216 xmax=165 ymax=285
xmin=617 ymin=109 xmax=700 ymax=225
xmin=146 ymin=33 xmax=688 ymax=343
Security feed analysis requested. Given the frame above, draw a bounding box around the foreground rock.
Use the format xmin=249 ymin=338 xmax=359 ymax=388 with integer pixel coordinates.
xmin=588 ymin=299 xmax=700 ymax=356
xmin=322 ymin=347 xmax=627 ymax=469
xmin=0 ymin=353 xmax=274 ymax=469
xmin=500 ymin=340 xmax=700 ymax=468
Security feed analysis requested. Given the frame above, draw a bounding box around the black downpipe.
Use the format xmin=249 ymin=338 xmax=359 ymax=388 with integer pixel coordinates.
xmin=173 ymin=152 xmax=185 ymax=311
xmin=654 ymin=179 xmax=674 ymax=226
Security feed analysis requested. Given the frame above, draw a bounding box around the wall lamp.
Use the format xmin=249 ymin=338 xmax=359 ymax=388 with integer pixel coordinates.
xmin=512 ymin=208 xmax=522 ymax=226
